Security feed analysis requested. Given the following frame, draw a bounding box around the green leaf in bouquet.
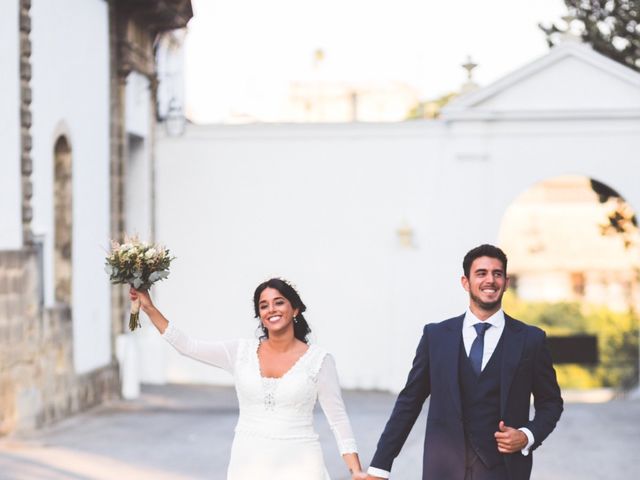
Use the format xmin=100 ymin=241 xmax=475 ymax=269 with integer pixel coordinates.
xmin=133 ymin=278 xmax=143 ymax=289
xmin=104 ymin=265 xmax=113 ymax=275
xmin=148 ymin=270 xmax=170 ymax=283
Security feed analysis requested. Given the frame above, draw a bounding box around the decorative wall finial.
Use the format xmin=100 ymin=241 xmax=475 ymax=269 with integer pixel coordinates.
xmin=461 ymin=55 xmax=479 ymax=93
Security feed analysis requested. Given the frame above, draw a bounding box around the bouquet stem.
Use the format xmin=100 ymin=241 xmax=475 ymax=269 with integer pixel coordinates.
xmin=129 ymin=297 xmax=141 ymax=331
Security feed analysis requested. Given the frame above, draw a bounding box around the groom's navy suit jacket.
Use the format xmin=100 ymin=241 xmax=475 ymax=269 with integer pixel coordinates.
xmin=370 ymin=313 xmax=563 ymax=480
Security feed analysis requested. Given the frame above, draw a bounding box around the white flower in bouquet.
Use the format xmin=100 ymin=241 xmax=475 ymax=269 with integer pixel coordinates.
xmin=105 ymin=235 xmax=175 ymax=330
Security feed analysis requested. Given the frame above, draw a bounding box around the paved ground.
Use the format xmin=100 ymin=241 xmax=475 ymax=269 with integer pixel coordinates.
xmin=0 ymin=384 xmax=638 ymax=480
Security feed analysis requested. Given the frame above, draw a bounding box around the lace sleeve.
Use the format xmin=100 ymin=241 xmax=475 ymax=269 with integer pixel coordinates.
xmin=162 ymin=323 xmax=238 ymax=373
xmin=317 ymin=353 xmax=358 ymax=455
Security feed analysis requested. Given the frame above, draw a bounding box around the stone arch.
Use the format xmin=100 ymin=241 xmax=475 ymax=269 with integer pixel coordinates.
xmin=497 ymin=174 xmax=639 ymax=390
xmin=53 ymin=135 xmax=72 ymax=305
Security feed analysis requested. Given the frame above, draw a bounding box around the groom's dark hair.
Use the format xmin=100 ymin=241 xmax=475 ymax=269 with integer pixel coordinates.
xmin=463 ymin=244 xmax=508 ymax=278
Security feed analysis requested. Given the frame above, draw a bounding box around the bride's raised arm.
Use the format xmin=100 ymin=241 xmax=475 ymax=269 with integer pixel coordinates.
xmin=130 ymin=287 xmax=237 ymax=373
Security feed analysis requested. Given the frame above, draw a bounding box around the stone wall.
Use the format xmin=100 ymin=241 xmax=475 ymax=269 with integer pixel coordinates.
xmin=20 ymin=0 xmax=33 ymax=245
xmin=0 ymin=249 xmax=119 ymax=435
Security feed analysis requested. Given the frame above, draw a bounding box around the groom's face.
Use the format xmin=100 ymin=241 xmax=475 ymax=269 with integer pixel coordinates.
xmin=462 ymin=256 xmax=508 ymax=313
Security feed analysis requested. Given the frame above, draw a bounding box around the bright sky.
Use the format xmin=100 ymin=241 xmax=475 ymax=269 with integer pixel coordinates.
xmin=184 ymin=0 xmax=568 ymax=123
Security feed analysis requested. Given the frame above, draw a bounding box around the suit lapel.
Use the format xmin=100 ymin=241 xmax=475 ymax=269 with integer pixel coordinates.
xmin=444 ymin=314 xmax=465 ymax=418
xmin=500 ymin=315 xmax=525 ymax=416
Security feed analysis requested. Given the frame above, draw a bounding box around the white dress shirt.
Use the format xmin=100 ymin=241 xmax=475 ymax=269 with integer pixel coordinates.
xmin=367 ymin=309 xmax=534 ymax=479
xmin=462 ymin=308 xmax=505 ymax=369
xmin=464 ymin=308 xmax=534 ymax=456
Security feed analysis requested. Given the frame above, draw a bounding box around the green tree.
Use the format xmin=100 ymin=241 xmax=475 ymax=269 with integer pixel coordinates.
xmin=588 ymin=307 xmax=640 ymax=389
xmin=503 ymin=292 xmax=639 ymax=390
xmin=590 ymin=179 xmax=638 ymax=249
xmin=406 ymin=92 xmax=458 ymax=120
xmin=541 ymin=1 xmax=640 ymax=72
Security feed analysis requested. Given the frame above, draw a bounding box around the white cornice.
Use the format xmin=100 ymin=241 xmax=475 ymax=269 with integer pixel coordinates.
xmin=442 ymin=108 xmax=640 ymax=123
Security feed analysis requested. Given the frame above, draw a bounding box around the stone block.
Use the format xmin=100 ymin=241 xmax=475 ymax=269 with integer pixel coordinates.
xmin=19 ymin=32 xmax=31 ymax=57
xmin=21 ymin=199 xmax=32 ymax=222
xmin=0 ymin=248 xmax=120 ymax=436
xmin=19 ymin=58 xmax=31 ymax=79
xmin=22 ymin=157 xmax=33 ymax=176
xmin=0 ymin=379 xmax=16 ymax=435
xmin=22 ymin=177 xmax=33 ymax=199
xmin=9 ymin=271 xmax=23 ymax=294
xmin=0 ymin=252 xmax=14 ymax=269
xmin=21 ymin=84 xmax=32 ymax=104
xmin=19 ymin=9 xmax=31 ymax=32
xmin=0 ymin=275 xmax=9 ymax=297
xmin=20 ymin=107 xmax=32 ymax=128
xmin=15 ymin=386 xmax=42 ymax=431
xmin=20 ymin=132 xmax=32 ymax=152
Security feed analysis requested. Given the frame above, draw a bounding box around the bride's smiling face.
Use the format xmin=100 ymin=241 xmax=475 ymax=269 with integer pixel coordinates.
xmin=258 ymin=287 xmax=299 ymax=335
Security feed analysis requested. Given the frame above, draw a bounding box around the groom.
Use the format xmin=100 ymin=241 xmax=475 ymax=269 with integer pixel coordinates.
xmin=367 ymin=244 xmax=563 ymax=480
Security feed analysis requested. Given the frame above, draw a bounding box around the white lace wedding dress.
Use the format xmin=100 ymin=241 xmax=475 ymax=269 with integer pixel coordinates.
xmin=162 ymin=324 xmax=358 ymax=479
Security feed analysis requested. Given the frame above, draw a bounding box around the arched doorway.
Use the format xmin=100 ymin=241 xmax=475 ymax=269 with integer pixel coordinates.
xmin=53 ymin=135 xmax=72 ymax=306
xmin=498 ymin=175 xmax=639 ymax=391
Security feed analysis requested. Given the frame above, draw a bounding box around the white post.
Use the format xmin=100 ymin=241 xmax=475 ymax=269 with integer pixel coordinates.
xmin=116 ymin=329 xmax=140 ymax=399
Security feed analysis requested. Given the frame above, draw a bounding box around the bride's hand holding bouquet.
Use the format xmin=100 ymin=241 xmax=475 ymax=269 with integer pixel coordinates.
xmin=105 ymin=236 xmax=174 ymax=331
xmin=129 ymin=287 xmax=154 ymax=314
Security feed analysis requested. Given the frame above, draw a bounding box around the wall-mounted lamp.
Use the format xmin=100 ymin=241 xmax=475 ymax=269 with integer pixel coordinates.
xmin=397 ymin=220 xmax=415 ymax=249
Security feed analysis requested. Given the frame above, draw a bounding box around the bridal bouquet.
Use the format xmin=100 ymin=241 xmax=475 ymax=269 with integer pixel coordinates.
xmin=105 ymin=236 xmax=174 ymax=331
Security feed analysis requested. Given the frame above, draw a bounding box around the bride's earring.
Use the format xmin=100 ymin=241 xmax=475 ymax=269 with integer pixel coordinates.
xmin=293 ymin=316 xmax=298 ymax=324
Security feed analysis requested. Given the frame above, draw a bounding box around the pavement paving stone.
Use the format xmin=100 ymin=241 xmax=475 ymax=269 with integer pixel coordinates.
xmin=0 ymin=384 xmax=638 ymax=480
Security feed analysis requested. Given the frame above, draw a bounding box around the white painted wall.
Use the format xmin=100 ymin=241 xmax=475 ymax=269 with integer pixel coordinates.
xmin=153 ymin=122 xmax=450 ymax=390
xmin=0 ymin=0 xmax=23 ymax=249
xmin=30 ymin=0 xmax=111 ymax=373
xmin=149 ymin=42 xmax=640 ymax=392
xmin=152 ymin=122 xmax=640 ymax=392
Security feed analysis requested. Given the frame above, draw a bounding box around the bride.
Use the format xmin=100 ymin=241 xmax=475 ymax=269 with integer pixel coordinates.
xmin=131 ymin=278 xmax=366 ymax=479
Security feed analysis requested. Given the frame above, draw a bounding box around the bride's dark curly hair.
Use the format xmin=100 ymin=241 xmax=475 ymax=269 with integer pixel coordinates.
xmin=253 ymin=278 xmax=311 ymax=343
